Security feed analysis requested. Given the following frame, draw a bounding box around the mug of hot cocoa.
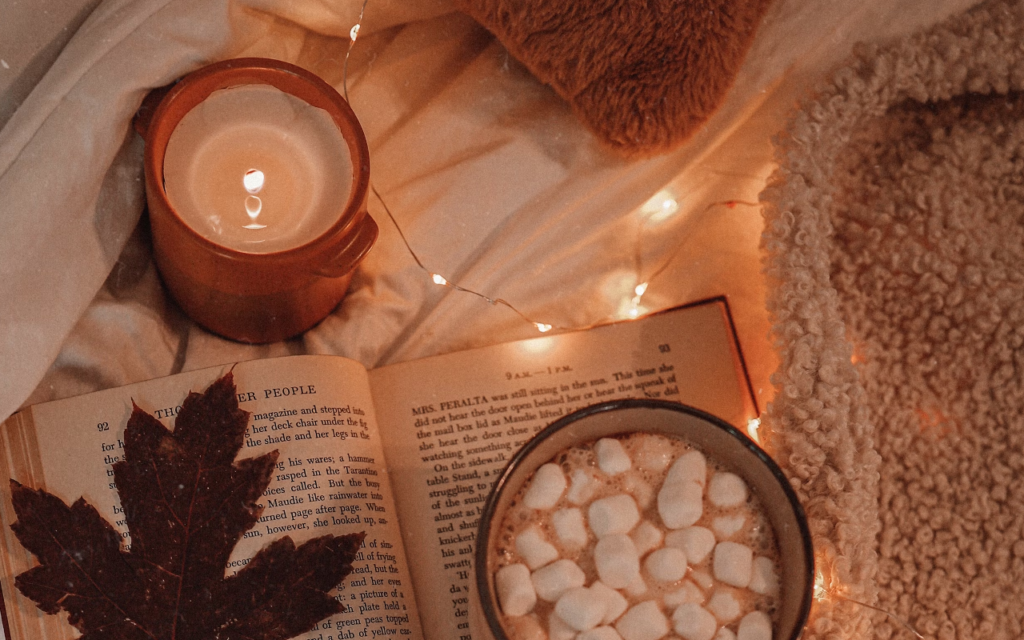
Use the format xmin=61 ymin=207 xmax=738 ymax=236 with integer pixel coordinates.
xmin=475 ymin=399 xmax=813 ymax=640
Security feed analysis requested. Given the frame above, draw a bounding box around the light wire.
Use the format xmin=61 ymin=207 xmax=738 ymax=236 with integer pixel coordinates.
xmin=340 ymin=3 xmax=754 ymax=334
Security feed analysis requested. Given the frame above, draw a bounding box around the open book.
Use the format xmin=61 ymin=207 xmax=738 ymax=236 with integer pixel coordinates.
xmin=0 ymin=298 xmax=757 ymax=640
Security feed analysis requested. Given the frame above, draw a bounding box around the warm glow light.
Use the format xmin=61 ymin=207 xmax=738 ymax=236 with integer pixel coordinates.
xmin=350 ymin=24 xmax=361 ymax=42
xmin=634 ymin=282 xmax=648 ymax=297
xmin=243 ymin=168 xmax=265 ymax=194
xmin=814 ymin=570 xmax=830 ymax=601
xmin=245 ymin=196 xmax=262 ymax=218
xmin=242 ymin=169 xmax=267 ymax=229
xmin=640 ymin=189 xmax=680 ymax=223
xmin=520 ymin=336 xmax=555 ymax=354
xmin=746 ymin=417 xmax=761 ymax=444
xmin=432 ymin=274 xmax=448 ymax=286
xmin=616 ymin=293 xmax=649 ymax=321
xmin=535 ymin=323 xmax=552 ymax=333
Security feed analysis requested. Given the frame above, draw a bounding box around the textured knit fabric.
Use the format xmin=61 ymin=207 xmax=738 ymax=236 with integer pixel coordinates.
xmin=457 ymin=0 xmax=774 ymax=156
xmin=762 ymin=0 xmax=1024 ymax=638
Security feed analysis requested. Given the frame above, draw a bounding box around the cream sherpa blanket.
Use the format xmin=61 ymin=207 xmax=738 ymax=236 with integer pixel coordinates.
xmin=763 ymin=0 xmax=1024 ymax=638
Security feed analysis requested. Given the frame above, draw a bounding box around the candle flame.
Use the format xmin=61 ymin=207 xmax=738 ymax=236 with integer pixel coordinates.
xmin=242 ymin=169 xmax=267 ymax=230
xmin=243 ymin=196 xmax=266 ymax=229
xmin=244 ymin=169 xmax=265 ymax=194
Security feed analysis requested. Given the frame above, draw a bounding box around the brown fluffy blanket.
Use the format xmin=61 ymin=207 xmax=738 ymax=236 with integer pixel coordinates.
xmin=457 ymin=0 xmax=774 ymax=156
xmin=762 ymin=0 xmax=1024 ymax=638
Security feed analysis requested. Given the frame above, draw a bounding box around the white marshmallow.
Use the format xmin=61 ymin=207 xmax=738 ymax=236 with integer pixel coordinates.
xmin=671 ymin=603 xmax=717 ymax=640
xmin=503 ymin=614 xmax=547 ymax=640
xmin=594 ymin=534 xmax=640 ymax=588
xmin=556 ymin=586 xmax=606 ymax=631
xmin=567 ymin=468 xmax=601 ymax=505
xmin=523 ymin=463 xmax=567 ymax=509
xmin=663 ymin=580 xmax=705 ymax=608
xmin=532 ymin=559 xmax=586 ymax=602
xmin=590 ymin=494 xmax=641 ymax=537
xmin=713 ymin=542 xmax=753 ymax=588
xmin=707 ymin=472 xmax=748 ymax=508
xmin=748 ymin=556 xmax=780 ymax=596
xmin=580 ymin=627 xmax=625 ymax=640
xmin=644 ymin=547 xmax=688 ymax=582
xmin=664 ymin=451 xmax=707 ymax=486
xmin=615 ymin=601 xmax=669 ymax=640
xmin=624 ymin=573 xmax=649 ymax=598
xmin=634 ymin=434 xmax=674 ymax=473
xmin=737 ymin=611 xmax=772 ymax=640
xmin=591 ymin=580 xmax=629 ymax=624
xmin=715 ymin=627 xmax=738 ymax=640
xmin=495 ymin=563 xmax=536 ymax=616
xmin=548 ymin=612 xmax=578 ymax=640
xmin=657 ymin=481 xmax=703 ymax=529
xmin=596 ymin=438 xmax=633 ymax=475
xmin=516 ymin=525 xmax=560 ymax=570
xmin=622 ymin=472 xmax=655 ymax=509
xmin=707 ymin=588 xmax=741 ymax=623
xmin=665 ymin=526 xmax=716 ymax=564
xmin=552 ymin=507 xmax=589 ymax=550
xmin=689 ymin=570 xmax=714 ymax=591
xmin=631 ymin=520 xmax=664 ymax=557
xmin=711 ymin=514 xmax=747 ymax=540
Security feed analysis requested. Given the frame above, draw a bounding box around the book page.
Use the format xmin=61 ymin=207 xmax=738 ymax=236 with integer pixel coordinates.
xmin=368 ymin=300 xmax=757 ymax=640
xmin=0 ymin=356 xmax=423 ymax=640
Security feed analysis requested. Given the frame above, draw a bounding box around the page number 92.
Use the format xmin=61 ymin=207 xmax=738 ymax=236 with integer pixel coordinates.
xmin=96 ymin=422 xmax=109 ymax=432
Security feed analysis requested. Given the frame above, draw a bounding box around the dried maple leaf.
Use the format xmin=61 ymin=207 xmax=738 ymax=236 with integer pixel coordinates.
xmin=10 ymin=372 xmax=363 ymax=640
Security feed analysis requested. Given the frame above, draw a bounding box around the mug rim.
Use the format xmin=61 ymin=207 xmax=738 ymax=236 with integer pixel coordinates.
xmin=474 ymin=398 xmax=815 ymax=640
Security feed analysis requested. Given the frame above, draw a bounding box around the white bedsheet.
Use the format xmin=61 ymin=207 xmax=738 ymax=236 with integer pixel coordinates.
xmin=0 ymin=0 xmax=980 ymax=427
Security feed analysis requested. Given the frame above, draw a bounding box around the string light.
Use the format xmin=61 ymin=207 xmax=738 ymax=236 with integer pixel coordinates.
xmin=746 ymin=417 xmax=761 ymax=444
xmin=339 ymin=18 xmax=924 ymax=640
xmin=640 ymin=190 xmax=680 ymax=223
xmin=813 ymin=565 xmax=923 ymax=639
xmin=342 ymin=0 xmax=369 ymax=104
xmin=340 ymin=7 xmax=760 ymax=335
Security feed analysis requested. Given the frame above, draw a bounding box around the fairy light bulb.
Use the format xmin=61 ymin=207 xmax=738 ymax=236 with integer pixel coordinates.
xmin=814 ymin=571 xmax=830 ymax=601
xmin=432 ymin=274 xmax=448 ymax=286
xmin=746 ymin=417 xmax=761 ymax=444
xmin=640 ymin=190 xmax=680 ymax=223
xmin=535 ymin=323 xmax=552 ymax=333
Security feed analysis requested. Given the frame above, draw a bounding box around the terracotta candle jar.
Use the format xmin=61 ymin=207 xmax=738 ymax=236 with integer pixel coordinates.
xmin=138 ymin=58 xmax=376 ymax=344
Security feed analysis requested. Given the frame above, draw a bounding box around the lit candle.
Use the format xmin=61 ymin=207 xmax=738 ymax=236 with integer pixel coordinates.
xmin=139 ymin=58 xmax=376 ymax=344
xmin=162 ymin=84 xmax=353 ymax=253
